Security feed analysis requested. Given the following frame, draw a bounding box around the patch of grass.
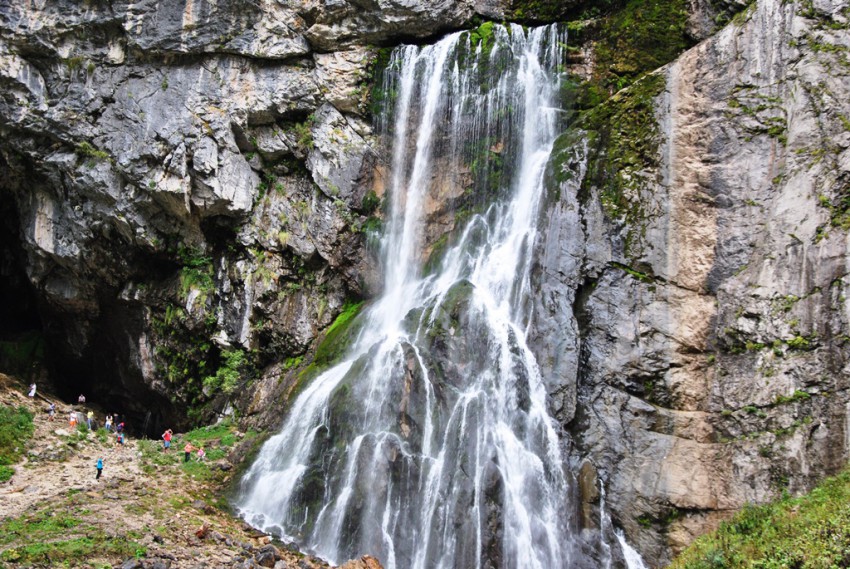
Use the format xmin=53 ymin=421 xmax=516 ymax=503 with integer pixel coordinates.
xmin=75 ymin=141 xmax=110 ymax=161
xmin=0 ymin=405 xmax=34 ymax=481
xmin=774 ymin=389 xmax=812 ymax=405
xmin=671 ymin=465 xmax=850 ymax=569
xmin=786 ymin=334 xmax=815 ymax=350
xmin=0 ymin=532 xmax=144 ymax=564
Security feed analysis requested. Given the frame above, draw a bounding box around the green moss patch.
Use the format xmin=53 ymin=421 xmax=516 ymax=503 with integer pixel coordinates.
xmin=574 ymin=72 xmax=665 ymax=215
xmin=313 ymin=300 xmax=365 ymax=368
xmin=590 ymin=0 xmax=692 ymax=92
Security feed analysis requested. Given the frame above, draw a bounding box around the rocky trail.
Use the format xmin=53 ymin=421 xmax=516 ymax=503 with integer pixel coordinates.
xmin=0 ymin=374 xmax=381 ymax=569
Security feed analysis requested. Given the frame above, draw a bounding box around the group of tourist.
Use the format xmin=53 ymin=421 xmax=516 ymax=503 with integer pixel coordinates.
xmin=162 ymin=428 xmax=205 ymax=463
xmin=26 ymin=382 xmax=206 ymax=483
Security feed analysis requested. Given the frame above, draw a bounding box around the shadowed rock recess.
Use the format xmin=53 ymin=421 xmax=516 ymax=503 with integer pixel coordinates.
xmin=1 ymin=0 xmax=849 ymax=565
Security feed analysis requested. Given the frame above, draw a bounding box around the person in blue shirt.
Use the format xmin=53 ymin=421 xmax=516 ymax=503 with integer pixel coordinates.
xmin=96 ymin=457 xmax=103 ymax=480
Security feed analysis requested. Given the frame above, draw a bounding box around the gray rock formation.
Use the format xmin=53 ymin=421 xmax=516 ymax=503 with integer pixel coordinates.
xmin=534 ymin=0 xmax=850 ymax=563
xmin=0 ymin=0 xmax=390 ymax=430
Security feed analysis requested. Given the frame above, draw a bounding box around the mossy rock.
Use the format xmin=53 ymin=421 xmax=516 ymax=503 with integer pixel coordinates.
xmin=589 ymin=0 xmax=693 ymax=92
xmin=313 ymin=301 xmax=366 ymax=369
xmin=582 ymin=74 xmax=665 ymax=225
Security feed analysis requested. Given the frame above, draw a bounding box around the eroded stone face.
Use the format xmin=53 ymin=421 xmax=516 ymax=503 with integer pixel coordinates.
xmin=0 ymin=0 xmax=385 ymax=429
xmin=531 ymin=0 xmax=850 ymax=562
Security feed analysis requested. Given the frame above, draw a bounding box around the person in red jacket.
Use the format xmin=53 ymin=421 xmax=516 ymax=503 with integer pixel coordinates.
xmin=162 ymin=429 xmax=173 ymax=451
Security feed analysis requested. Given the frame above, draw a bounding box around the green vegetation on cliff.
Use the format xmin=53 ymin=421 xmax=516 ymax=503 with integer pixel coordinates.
xmin=552 ymin=72 xmax=666 ymax=258
xmin=672 ymin=465 xmax=850 ymax=568
xmin=546 ymin=0 xmax=695 ymax=259
xmin=563 ymin=0 xmax=693 ymax=104
xmin=293 ymin=300 xmax=366 ymax=395
xmin=312 ymin=300 xmax=365 ymax=369
xmin=590 ymin=0 xmax=691 ymax=92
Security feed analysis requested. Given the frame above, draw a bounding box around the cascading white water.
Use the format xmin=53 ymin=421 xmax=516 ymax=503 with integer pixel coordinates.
xmin=237 ymin=24 xmax=596 ymax=568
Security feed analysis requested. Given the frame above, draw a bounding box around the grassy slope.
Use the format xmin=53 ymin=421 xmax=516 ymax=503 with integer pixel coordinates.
xmin=0 ymin=378 xmax=335 ymax=569
xmin=672 ymin=466 xmax=850 ymax=568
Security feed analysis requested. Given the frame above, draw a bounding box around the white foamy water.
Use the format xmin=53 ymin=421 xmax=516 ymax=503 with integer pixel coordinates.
xmin=236 ymin=24 xmax=625 ymax=568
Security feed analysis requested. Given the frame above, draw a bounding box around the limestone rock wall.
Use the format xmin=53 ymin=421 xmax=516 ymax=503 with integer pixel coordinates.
xmin=536 ymin=0 xmax=850 ymax=563
xmin=0 ymin=0 xmax=408 ymax=429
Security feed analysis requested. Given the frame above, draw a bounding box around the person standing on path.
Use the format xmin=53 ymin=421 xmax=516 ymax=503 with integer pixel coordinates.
xmin=162 ymin=429 xmax=173 ymax=451
xmin=184 ymin=442 xmax=194 ymax=463
xmin=78 ymin=394 xmax=86 ymax=405
xmin=104 ymin=414 xmax=112 ymax=431
xmin=28 ymin=383 xmax=36 ymax=398
xmin=86 ymin=410 xmax=94 ymax=430
xmin=48 ymin=403 xmax=55 ymax=421
xmin=96 ymin=457 xmax=103 ymax=480
xmin=69 ymin=411 xmax=77 ymax=428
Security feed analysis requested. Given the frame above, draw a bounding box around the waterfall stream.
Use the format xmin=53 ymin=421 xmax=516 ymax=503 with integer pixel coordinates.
xmin=237 ymin=24 xmax=615 ymax=568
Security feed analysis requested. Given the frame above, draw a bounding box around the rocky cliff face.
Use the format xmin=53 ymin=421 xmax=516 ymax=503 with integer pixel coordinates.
xmin=537 ymin=0 xmax=850 ymax=563
xmin=2 ymin=0 xmax=849 ymax=565
xmin=0 ymin=0 xmax=406 ymax=430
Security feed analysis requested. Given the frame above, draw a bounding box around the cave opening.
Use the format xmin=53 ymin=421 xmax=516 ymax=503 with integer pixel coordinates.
xmin=0 ymin=192 xmax=45 ymax=385
xmin=0 ymin=183 xmax=185 ymax=437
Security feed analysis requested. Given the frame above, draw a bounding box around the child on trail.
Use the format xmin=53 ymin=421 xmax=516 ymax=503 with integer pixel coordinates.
xmin=196 ymin=446 xmax=206 ymax=461
xmin=105 ymin=415 xmax=112 ymax=431
xmin=69 ymin=411 xmax=77 ymax=428
xmin=162 ymin=429 xmax=173 ymax=451
xmin=28 ymin=383 xmax=36 ymax=398
xmin=116 ymin=431 xmax=125 ymax=446
xmin=96 ymin=457 xmax=103 ymax=480
xmin=184 ymin=442 xmax=194 ymax=463
xmin=48 ymin=403 xmax=55 ymax=421
xmin=117 ymin=422 xmax=124 ymax=434
xmin=86 ymin=410 xmax=94 ymax=430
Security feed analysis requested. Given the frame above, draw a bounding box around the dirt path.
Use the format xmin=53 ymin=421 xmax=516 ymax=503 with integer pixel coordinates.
xmin=1 ymin=384 xmax=143 ymax=520
xmin=0 ymin=375 xmax=381 ymax=569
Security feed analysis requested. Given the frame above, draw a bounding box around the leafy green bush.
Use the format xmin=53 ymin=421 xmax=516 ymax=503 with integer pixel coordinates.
xmin=177 ymin=247 xmax=214 ymax=301
xmin=203 ymin=349 xmax=246 ymax=395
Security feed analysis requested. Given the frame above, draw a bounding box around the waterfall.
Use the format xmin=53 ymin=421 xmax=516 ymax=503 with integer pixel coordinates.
xmin=237 ymin=24 xmax=598 ymax=568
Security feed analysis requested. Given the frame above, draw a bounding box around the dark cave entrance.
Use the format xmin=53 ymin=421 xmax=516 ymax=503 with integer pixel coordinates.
xmin=0 ymin=185 xmax=184 ymax=437
xmin=0 ymin=194 xmax=46 ymax=385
